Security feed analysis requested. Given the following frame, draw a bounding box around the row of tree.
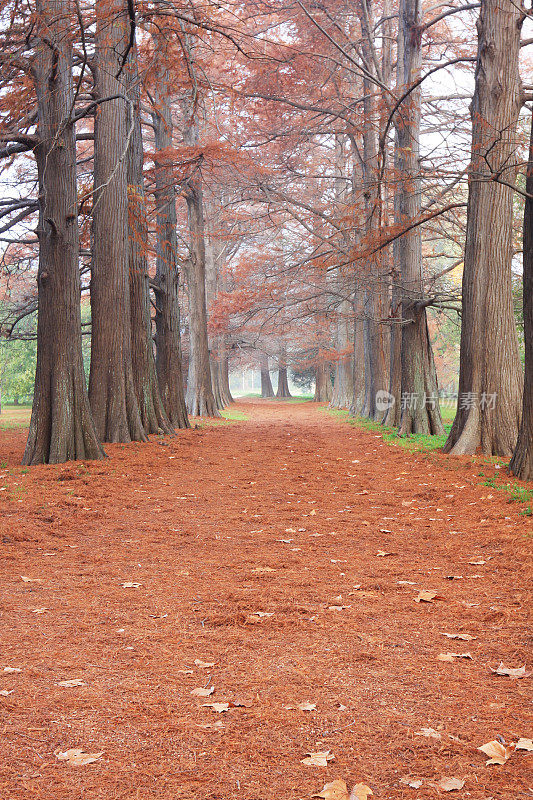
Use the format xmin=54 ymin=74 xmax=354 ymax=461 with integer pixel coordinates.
xmin=0 ymin=0 xmax=531 ymax=478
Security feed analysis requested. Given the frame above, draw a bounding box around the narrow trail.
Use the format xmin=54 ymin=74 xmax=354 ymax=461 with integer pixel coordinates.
xmin=0 ymin=401 xmax=530 ymax=799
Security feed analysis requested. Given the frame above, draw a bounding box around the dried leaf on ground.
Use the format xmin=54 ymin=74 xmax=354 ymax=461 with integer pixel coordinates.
xmin=415 ymin=727 xmax=441 ymax=739
xmin=32 ymin=607 xmax=48 ymax=614
xmin=251 ymin=567 xmax=276 ymax=574
xmin=437 ymin=652 xmax=472 ymax=662
xmin=194 ymin=659 xmax=215 ymax=668
xmin=301 ymin=750 xmax=335 ymax=767
xmin=399 ymin=777 xmax=423 ymax=789
xmin=57 ymin=679 xmax=85 ymax=687
xmin=0 ymin=689 xmax=13 ymax=696
xmin=56 ymin=748 xmax=103 ymax=766
xmin=328 ymin=605 xmax=351 ymax=611
xmin=297 ymin=701 xmax=316 ymax=711
xmin=376 ymin=550 xmax=393 ymax=557
xmin=122 ymin=582 xmax=141 ymax=588
xmin=349 ymin=784 xmax=373 ymax=800
xmin=21 ymin=576 xmax=42 ymax=583
xmin=312 ymin=779 xmax=349 ymax=800
xmin=414 ymin=590 xmax=443 ymax=603
xmin=191 ymin=686 xmax=215 ymax=697
xmin=202 ymin=702 xmax=230 ymax=712
xmin=490 ymin=663 xmax=531 ymax=679
xmin=441 ymin=633 xmax=476 ymax=641
xmin=516 ymin=738 xmax=533 ymax=751
xmin=3 ymin=667 xmax=21 ymax=674
xmin=477 ymin=739 xmax=514 ymax=765
xmin=437 ymin=777 xmax=465 ymax=791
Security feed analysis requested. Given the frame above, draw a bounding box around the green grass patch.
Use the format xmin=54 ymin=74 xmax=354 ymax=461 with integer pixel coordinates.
xmin=0 ymin=405 xmax=32 ymax=430
xmin=478 ymin=474 xmax=533 ymax=516
xmin=325 ymin=406 xmax=451 ymax=453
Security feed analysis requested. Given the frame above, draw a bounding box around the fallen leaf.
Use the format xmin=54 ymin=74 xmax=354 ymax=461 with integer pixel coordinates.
xmin=516 ymin=738 xmax=533 ymax=751
xmin=202 ymin=702 xmax=230 ymax=712
xmin=301 ymin=750 xmax=335 ymax=767
xmin=0 ymin=689 xmax=13 ymax=696
xmin=468 ymin=560 xmax=486 ymax=565
xmin=57 ymin=679 xmax=85 ymax=687
xmin=399 ymin=777 xmax=423 ymax=789
xmin=228 ymin=697 xmax=253 ymax=708
xmin=415 ymin=727 xmax=441 ymax=740
xmin=437 ymin=652 xmax=472 ymax=662
xmin=191 ymin=686 xmax=215 ymax=697
xmin=297 ymin=701 xmax=317 ymax=711
xmin=251 ymin=567 xmax=275 ymax=574
xmin=437 ymin=777 xmax=465 ymax=792
xmin=414 ymin=590 xmax=443 ymax=603
xmin=376 ymin=550 xmax=393 ymax=557
xmin=349 ymin=784 xmax=373 ymax=800
xmin=56 ymin=748 xmax=103 ymax=766
xmin=477 ymin=739 xmax=514 ymax=765
xmin=310 ymin=509 xmax=317 ymax=516
xmin=122 ymin=582 xmax=141 ymax=588
xmin=32 ymin=607 xmax=48 ymax=614
xmin=442 ymin=633 xmax=476 ymax=641
xmin=194 ymin=659 xmax=215 ymax=669
xmin=312 ymin=779 xmax=349 ymax=800
xmin=21 ymin=576 xmax=42 ymax=583
xmin=3 ymin=667 xmax=21 ymax=674
xmin=490 ymin=663 xmax=531 ymax=679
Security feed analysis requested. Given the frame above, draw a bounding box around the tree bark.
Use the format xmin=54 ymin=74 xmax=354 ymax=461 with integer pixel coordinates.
xmin=444 ymin=0 xmax=523 ymax=455
xmin=509 ymin=113 xmax=533 ymax=479
xmin=358 ymin=0 xmax=388 ymax=421
xmin=151 ymin=66 xmax=189 ymax=429
xmin=396 ymin=0 xmax=444 ymax=436
xmin=126 ymin=45 xmax=174 ymax=436
xmin=276 ymin=347 xmax=292 ymax=398
xmin=23 ymin=0 xmax=105 ymax=465
xmin=260 ymin=352 xmax=275 ymax=398
xmin=89 ymin=0 xmax=146 ymax=443
xmin=182 ymin=101 xmax=219 ymax=417
xmin=314 ymin=361 xmax=332 ymax=402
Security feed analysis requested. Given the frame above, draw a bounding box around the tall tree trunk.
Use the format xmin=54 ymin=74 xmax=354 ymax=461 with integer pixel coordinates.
xmin=126 ymin=45 xmax=173 ymax=436
xmin=382 ymin=266 xmax=402 ymax=426
xmin=350 ymin=291 xmax=366 ymax=415
xmin=444 ymin=0 xmax=523 ymax=455
xmin=89 ymin=0 xmax=146 ymax=442
xmin=260 ymin=353 xmax=275 ymax=398
xmin=276 ymin=346 xmax=292 ymax=398
xmin=358 ymin=0 xmax=388 ymax=421
xmin=152 ymin=67 xmax=189 ymax=429
xmin=182 ymin=101 xmax=219 ymax=417
xmin=24 ymin=0 xmax=105 ymax=465
xmin=314 ymin=360 xmax=332 ymax=402
xmin=510 ymin=113 xmax=533 ymax=479
xmin=396 ymin=0 xmax=444 ymax=436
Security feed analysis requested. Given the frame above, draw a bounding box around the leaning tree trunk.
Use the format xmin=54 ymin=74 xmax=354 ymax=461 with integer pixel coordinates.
xmin=126 ymin=45 xmax=173 ymax=436
xmin=444 ymin=0 xmax=523 ymax=455
xmin=510 ymin=113 xmax=533 ymax=479
xmin=151 ymin=65 xmax=189 ymax=429
xmin=89 ymin=0 xmax=146 ymax=443
xmin=23 ymin=0 xmax=105 ymax=465
xmin=260 ymin=353 xmax=275 ymax=398
xmin=396 ymin=0 xmax=444 ymax=436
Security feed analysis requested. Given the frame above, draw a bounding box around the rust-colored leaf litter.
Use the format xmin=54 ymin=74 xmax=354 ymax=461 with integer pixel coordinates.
xmin=0 ymin=401 xmax=531 ymax=799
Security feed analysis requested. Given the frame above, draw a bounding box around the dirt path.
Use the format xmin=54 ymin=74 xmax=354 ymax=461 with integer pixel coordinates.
xmin=0 ymin=400 xmax=531 ymax=799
